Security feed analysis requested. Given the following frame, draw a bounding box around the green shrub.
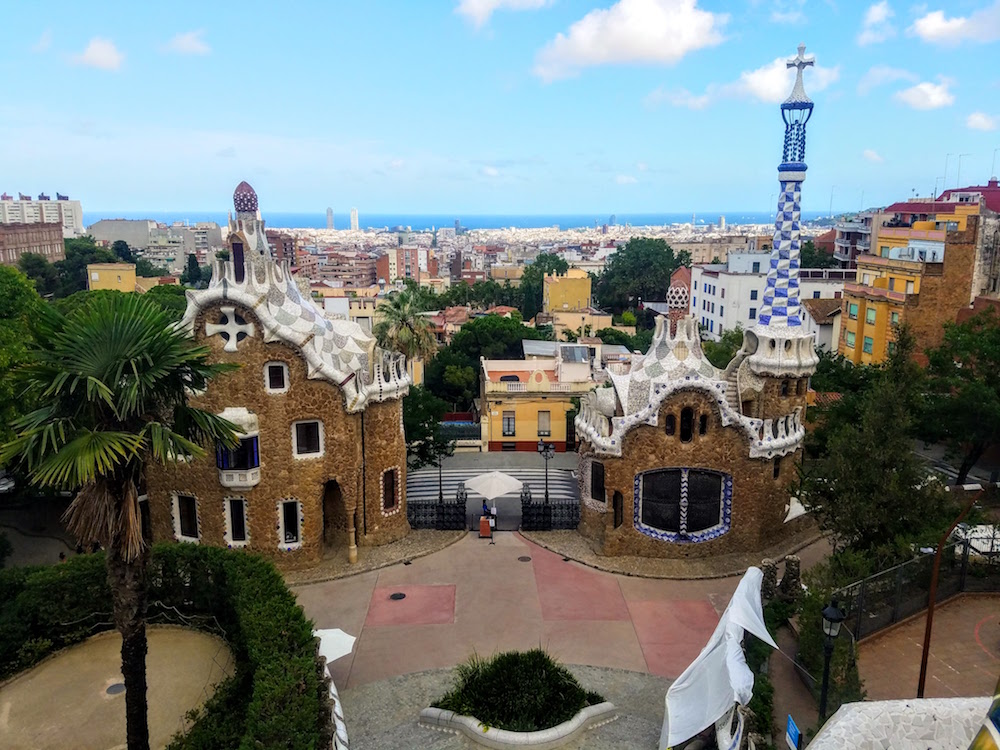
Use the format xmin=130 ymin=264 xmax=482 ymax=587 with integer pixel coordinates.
xmin=434 ymin=649 xmax=604 ymax=732
xmin=0 ymin=544 xmax=331 ymax=750
xmin=0 ymin=531 xmax=12 ymax=568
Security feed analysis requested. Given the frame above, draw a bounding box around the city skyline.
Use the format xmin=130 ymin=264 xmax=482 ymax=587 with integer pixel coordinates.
xmin=2 ymin=1 xmax=999 ymax=214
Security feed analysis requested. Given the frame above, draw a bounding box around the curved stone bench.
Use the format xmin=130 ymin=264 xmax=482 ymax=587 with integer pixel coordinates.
xmin=419 ymin=702 xmax=617 ymax=749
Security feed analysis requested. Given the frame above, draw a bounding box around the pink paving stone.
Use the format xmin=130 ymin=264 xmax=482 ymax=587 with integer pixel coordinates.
xmin=529 ymin=542 xmax=630 ymax=621
xmin=364 ymin=584 xmax=456 ymax=627
xmin=628 ymin=599 xmax=719 ymax=678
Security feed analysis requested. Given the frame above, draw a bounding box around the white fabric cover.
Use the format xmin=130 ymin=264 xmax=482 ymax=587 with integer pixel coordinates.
xmin=463 ymin=471 xmax=523 ymax=501
xmin=315 ymin=628 xmax=357 ymax=663
xmin=660 ymin=567 xmax=777 ymax=749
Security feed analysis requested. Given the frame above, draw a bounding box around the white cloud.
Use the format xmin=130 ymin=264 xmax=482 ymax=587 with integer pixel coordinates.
xmin=857 ymin=65 xmax=917 ymax=95
xmin=771 ymin=0 xmax=806 ymax=24
xmin=456 ymin=0 xmax=550 ymax=28
xmin=71 ymin=38 xmax=123 ymax=71
xmin=32 ymin=29 xmax=52 ymax=53
xmin=731 ymin=57 xmax=840 ymax=103
xmin=165 ymin=30 xmax=210 ymax=55
xmin=388 ymin=158 xmax=405 ymax=169
xmin=533 ymin=0 xmax=729 ymax=82
xmin=857 ymin=1 xmax=896 ymax=45
xmin=480 ymin=165 xmax=500 ymax=177
xmin=644 ymin=86 xmax=711 ymax=109
xmin=646 ymin=54 xmax=839 ymax=109
xmin=894 ymin=77 xmax=955 ymax=109
xmin=863 ymin=149 xmax=884 ymax=162
xmin=909 ymin=2 xmax=1000 ymax=44
xmin=967 ymin=112 xmax=998 ymax=131
xmin=615 ymin=174 xmax=638 ymax=184
xmin=636 ymin=161 xmax=649 ymax=171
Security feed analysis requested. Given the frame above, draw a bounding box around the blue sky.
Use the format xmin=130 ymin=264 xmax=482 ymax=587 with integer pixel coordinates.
xmin=1 ymin=0 xmax=998 ymax=214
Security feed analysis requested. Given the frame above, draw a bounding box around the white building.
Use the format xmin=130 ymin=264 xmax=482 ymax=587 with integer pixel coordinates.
xmin=0 ymin=194 xmax=84 ymax=238
xmin=350 ymin=208 xmax=359 ymax=231
xmin=689 ymin=252 xmax=855 ymax=340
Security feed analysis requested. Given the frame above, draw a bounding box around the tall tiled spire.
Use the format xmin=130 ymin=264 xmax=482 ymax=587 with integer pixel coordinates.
xmin=757 ymin=44 xmax=814 ymax=329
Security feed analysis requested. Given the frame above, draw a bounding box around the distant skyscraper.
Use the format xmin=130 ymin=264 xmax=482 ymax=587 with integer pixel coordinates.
xmin=326 ymin=207 xmax=334 ymax=230
xmin=609 ymin=214 xmax=616 ymax=226
xmin=350 ymin=207 xmax=359 ymax=231
xmin=454 ymin=219 xmax=460 ymax=232
xmin=719 ymin=215 xmax=726 ymax=231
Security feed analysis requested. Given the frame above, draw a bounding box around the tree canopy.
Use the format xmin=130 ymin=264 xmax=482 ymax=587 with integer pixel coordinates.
xmin=373 ymin=289 xmax=437 ymax=361
xmin=402 ymin=386 xmax=455 ymax=470
xmin=425 ymin=314 xmax=546 ymax=410
xmin=800 ymin=239 xmax=838 ymax=269
xmin=594 ymin=238 xmax=690 ymax=314
xmin=0 ymin=266 xmax=43 ymax=443
xmin=702 ymin=325 xmax=744 ymax=369
xmin=799 ymin=327 xmax=950 ymax=563
xmin=922 ymin=307 xmax=1000 ymax=485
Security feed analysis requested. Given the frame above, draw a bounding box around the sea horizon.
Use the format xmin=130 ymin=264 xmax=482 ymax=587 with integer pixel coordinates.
xmin=83 ymin=210 xmax=836 ymax=232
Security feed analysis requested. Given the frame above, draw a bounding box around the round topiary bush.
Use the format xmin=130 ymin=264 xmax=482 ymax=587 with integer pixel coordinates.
xmin=433 ymin=649 xmax=604 ymax=732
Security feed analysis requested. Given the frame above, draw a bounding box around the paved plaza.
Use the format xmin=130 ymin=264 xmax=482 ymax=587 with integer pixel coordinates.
xmin=295 ymin=531 xmax=743 ymax=691
xmin=858 ymin=594 xmax=1000 ymax=700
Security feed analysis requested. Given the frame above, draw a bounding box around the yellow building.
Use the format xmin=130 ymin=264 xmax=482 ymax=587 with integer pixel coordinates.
xmin=490 ymin=265 xmax=525 ymax=287
xmin=86 ymin=262 xmax=137 ymax=291
xmin=543 ymin=268 xmax=591 ymax=313
xmin=838 ymin=198 xmax=989 ymax=364
xmin=550 ymin=308 xmax=616 ymax=340
xmin=480 ymin=346 xmax=595 ymax=451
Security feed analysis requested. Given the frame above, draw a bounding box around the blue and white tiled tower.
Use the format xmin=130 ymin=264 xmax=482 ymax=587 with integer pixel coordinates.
xmin=747 ymin=44 xmax=820 ymax=379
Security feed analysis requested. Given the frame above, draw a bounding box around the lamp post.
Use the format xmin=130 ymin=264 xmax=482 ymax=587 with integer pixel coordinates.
xmin=438 ymin=457 xmax=444 ymax=503
xmin=537 ymin=439 xmax=554 ymax=504
xmin=819 ymin=598 xmax=846 ymax=721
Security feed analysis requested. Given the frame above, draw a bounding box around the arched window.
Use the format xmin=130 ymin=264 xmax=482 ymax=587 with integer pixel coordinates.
xmin=780 ymin=379 xmax=790 ymax=396
xmin=698 ymin=414 xmax=708 ymax=436
xmin=773 ymin=457 xmax=781 ymax=479
xmin=680 ymin=408 xmax=694 ymax=442
xmin=499 ymin=374 xmax=520 ymax=382
xmin=665 ymin=414 xmax=676 ymax=436
xmin=797 ymin=378 xmax=808 ymax=396
xmin=613 ymin=491 xmax=624 ymax=529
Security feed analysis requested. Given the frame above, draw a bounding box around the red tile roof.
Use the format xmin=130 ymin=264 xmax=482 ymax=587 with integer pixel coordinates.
xmin=801 ymin=297 xmax=842 ymax=325
xmin=938 ymin=179 xmax=1000 ymax=213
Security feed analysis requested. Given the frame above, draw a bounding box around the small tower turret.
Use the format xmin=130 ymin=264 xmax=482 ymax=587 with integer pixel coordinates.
xmin=743 ymin=44 xmax=819 ymax=386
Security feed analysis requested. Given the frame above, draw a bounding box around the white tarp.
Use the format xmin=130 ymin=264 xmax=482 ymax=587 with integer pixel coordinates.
xmin=315 ymin=628 xmax=357 ymax=663
xmin=660 ymin=567 xmax=777 ymax=749
xmin=463 ymin=471 xmax=523 ymax=501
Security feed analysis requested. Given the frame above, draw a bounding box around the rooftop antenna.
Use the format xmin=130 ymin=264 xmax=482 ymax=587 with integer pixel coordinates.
xmin=828 ymin=185 xmax=836 ymax=219
xmin=934 ymin=176 xmax=944 ymax=198
xmin=957 ymin=153 xmax=972 ymax=188
xmin=992 ymin=148 xmax=999 ymax=180
xmin=944 ymin=153 xmax=954 ymax=188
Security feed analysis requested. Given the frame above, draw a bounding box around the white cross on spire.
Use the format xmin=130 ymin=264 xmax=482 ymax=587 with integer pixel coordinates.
xmin=784 ymin=44 xmax=814 ymax=105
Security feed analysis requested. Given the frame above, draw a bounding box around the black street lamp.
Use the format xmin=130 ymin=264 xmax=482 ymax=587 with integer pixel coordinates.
xmin=438 ymin=457 xmax=444 ymax=503
xmin=819 ymin=598 xmax=846 ymax=721
xmin=537 ymin=439 xmax=554 ymax=504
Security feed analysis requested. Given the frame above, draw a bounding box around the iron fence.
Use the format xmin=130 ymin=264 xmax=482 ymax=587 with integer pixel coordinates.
xmin=833 ymin=527 xmax=1000 ymax=641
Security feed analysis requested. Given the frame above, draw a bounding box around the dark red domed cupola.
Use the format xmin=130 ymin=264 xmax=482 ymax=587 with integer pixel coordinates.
xmin=233 ymin=181 xmax=258 ymax=213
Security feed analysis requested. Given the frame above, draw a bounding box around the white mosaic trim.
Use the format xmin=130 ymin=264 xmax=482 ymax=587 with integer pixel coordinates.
xmin=809 ymin=697 xmax=991 ymax=750
xmin=171 ymin=491 xmax=201 ymax=544
xmin=576 ymin=379 xmax=804 ymax=460
xmin=276 ymin=497 xmax=304 ymax=551
xmin=380 ymin=466 xmax=402 ymax=516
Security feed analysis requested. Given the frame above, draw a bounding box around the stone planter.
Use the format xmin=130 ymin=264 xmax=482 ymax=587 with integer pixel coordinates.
xmin=419 ymin=702 xmax=617 ymax=749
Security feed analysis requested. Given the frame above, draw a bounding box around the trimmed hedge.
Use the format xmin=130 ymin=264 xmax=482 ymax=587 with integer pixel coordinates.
xmin=0 ymin=544 xmax=331 ymax=749
xmin=434 ymin=649 xmax=604 ymax=732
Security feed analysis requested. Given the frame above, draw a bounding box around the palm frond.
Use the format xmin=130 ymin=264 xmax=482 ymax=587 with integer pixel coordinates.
xmin=30 ymin=430 xmax=144 ymax=489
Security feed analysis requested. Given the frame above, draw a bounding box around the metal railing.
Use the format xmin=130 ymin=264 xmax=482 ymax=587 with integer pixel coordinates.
xmin=833 ymin=534 xmax=1000 ymax=641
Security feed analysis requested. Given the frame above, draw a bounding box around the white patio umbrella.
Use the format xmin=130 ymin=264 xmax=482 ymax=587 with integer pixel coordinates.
xmin=463 ymin=471 xmax=523 ymax=501
xmin=314 ymin=628 xmax=357 ymax=663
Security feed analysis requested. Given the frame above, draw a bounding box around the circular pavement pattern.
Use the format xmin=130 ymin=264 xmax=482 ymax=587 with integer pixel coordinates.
xmin=0 ymin=625 xmax=233 ymax=750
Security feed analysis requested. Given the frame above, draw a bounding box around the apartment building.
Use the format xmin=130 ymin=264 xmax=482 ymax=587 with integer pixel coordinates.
xmin=376 ymin=246 xmax=438 ymax=283
xmin=0 ymin=193 xmax=84 ymax=238
xmin=0 ymin=222 xmax=65 ymax=266
xmin=690 ymin=252 xmax=855 ymax=339
xmin=480 ymin=345 xmax=596 ymax=452
xmin=839 ymin=187 xmax=1000 ymax=364
xmin=542 ymin=268 xmax=592 ymax=313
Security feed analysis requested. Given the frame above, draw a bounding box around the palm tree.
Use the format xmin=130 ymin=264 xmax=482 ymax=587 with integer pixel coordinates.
xmin=373 ymin=288 xmax=438 ymax=361
xmin=0 ymin=294 xmax=238 ymax=750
